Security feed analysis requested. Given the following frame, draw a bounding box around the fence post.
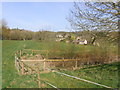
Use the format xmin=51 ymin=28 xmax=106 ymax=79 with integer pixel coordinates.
xmin=17 ymin=59 xmax=19 ymax=73
xmin=37 ymin=68 xmax=41 ymax=88
xmin=21 ymin=61 xmax=24 ymax=75
xmin=15 ymin=54 xmax=20 ymax=73
xmin=44 ymin=60 xmax=46 ymax=71
xmin=75 ymin=60 xmax=78 ymax=68
xmin=15 ymin=53 xmax=17 ymax=67
xmin=63 ymin=61 xmax=64 ymax=67
xmin=30 ymin=68 xmax=32 ymax=74
xmin=15 ymin=54 xmax=19 ymax=73
xmin=62 ymin=58 xmax=65 ymax=67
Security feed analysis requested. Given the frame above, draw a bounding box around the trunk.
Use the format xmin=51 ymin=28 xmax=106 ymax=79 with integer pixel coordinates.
xmin=91 ymin=37 xmax=96 ymax=45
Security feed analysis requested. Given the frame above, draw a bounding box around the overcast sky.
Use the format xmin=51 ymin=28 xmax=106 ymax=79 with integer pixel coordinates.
xmin=2 ymin=2 xmax=77 ymax=32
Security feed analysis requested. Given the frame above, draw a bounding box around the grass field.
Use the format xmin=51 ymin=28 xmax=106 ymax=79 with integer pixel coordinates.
xmin=40 ymin=62 xmax=119 ymax=88
xmin=2 ymin=40 xmax=119 ymax=88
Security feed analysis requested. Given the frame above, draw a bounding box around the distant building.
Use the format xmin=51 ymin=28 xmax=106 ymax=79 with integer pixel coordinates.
xmin=73 ymin=36 xmax=87 ymax=45
xmin=56 ymin=33 xmax=70 ymax=42
xmin=84 ymin=40 xmax=87 ymax=45
xmin=56 ymin=34 xmax=64 ymax=38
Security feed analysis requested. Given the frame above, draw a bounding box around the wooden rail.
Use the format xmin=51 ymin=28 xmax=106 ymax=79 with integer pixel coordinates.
xmin=23 ymin=49 xmax=48 ymax=52
xmin=21 ymin=59 xmax=80 ymax=62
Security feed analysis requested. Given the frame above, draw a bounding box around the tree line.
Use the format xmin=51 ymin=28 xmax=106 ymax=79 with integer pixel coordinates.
xmin=1 ymin=22 xmax=56 ymax=41
xmin=1 ymin=23 xmax=119 ymax=46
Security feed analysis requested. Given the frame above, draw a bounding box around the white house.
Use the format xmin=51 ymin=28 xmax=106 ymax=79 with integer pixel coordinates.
xmin=84 ymin=39 xmax=87 ymax=45
xmin=56 ymin=34 xmax=63 ymax=38
xmin=73 ymin=37 xmax=88 ymax=45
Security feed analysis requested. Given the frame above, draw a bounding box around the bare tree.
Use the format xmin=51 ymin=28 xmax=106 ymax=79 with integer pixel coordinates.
xmin=68 ymin=2 xmax=119 ymax=31
xmin=67 ymin=2 xmax=119 ymax=44
xmin=2 ymin=19 xmax=10 ymax=40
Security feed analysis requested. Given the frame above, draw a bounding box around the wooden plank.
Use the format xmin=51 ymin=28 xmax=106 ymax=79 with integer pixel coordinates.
xmin=21 ymin=59 xmax=80 ymax=62
xmin=21 ymin=60 xmax=45 ymax=61
xmin=23 ymin=49 xmax=48 ymax=52
xmin=47 ymin=59 xmax=79 ymax=61
xmin=33 ymin=50 xmax=48 ymax=52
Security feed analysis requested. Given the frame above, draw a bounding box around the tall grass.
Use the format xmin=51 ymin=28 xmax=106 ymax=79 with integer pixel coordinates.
xmin=45 ymin=42 xmax=118 ymax=65
xmin=20 ymin=41 xmax=118 ymax=69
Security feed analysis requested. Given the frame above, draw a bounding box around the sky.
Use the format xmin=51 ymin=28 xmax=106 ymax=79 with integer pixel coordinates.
xmin=2 ymin=2 xmax=75 ymax=32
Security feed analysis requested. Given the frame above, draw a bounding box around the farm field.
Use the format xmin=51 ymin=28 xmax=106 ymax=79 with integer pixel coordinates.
xmin=2 ymin=40 xmax=119 ymax=88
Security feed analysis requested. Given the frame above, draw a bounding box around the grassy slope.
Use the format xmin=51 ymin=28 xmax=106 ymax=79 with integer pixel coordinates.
xmin=60 ymin=62 xmax=119 ymax=88
xmin=2 ymin=40 xmax=119 ymax=88
xmin=2 ymin=40 xmax=38 ymax=88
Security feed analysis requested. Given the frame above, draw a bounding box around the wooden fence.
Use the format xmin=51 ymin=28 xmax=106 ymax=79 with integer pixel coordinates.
xmin=15 ymin=49 xmax=81 ymax=88
xmin=14 ymin=49 xmax=117 ymax=88
xmin=15 ymin=50 xmax=80 ymax=75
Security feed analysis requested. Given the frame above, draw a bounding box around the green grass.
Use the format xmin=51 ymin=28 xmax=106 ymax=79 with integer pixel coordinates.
xmin=40 ymin=72 xmax=103 ymax=88
xmin=2 ymin=40 xmax=38 ymax=88
xmin=2 ymin=40 xmax=119 ymax=88
xmin=59 ymin=62 xmax=119 ymax=88
xmin=39 ymin=62 xmax=119 ymax=88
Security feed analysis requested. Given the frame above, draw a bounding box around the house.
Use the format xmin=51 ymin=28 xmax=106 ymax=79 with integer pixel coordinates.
xmin=56 ymin=34 xmax=64 ymax=38
xmin=84 ymin=40 xmax=87 ymax=45
xmin=56 ymin=38 xmax=65 ymax=42
xmin=73 ymin=36 xmax=87 ymax=45
xmin=56 ymin=33 xmax=70 ymax=42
